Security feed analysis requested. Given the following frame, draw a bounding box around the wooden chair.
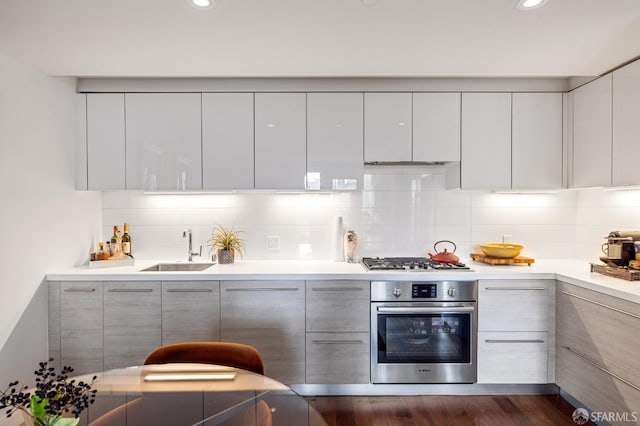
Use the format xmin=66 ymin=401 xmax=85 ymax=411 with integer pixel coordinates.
xmin=90 ymin=342 xmax=271 ymax=426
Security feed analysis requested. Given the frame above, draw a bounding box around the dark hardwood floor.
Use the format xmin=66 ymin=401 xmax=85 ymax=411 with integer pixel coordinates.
xmin=306 ymin=394 xmax=594 ymax=426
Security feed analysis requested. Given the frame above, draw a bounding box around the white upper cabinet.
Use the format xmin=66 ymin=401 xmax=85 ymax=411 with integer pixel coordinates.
xmin=613 ymin=59 xmax=640 ymax=186
xmin=86 ymin=93 xmax=126 ymax=190
xmin=202 ymin=93 xmax=254 ymax=190
xmin=254 ymin=93 xmax=307 ymax=190
xmin=364 ymin=93 xmax=412 ymax=162
xmin=461 ymin=93 xmax=512 ymax=190
xmin=572 ymin=75 xmax=612 ymax=188
xmin=125 ymin=93 xmax=202 ymax=191
xmin=413 ymin=93 xmax=461 ymax=162
xmin=512 ymin=93 xmax=563 ymax=189
xmin=307 ymin=93 xmax=363 ymax=190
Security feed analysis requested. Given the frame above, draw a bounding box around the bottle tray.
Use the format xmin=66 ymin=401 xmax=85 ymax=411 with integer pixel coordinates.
xmin=89 ymin=256 xmax=135 ymax=269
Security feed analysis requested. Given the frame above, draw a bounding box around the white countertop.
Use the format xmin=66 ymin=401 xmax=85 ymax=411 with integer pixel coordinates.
xmin=46 ymin=258 xmax=640 ymax=304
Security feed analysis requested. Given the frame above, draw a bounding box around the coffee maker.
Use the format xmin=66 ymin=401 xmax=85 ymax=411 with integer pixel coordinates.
xmin=601 ymin=231 xmax=640 ymax=267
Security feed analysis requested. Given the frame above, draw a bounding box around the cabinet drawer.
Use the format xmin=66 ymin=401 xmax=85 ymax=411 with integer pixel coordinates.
xmin=306 ymin=332 xmax=370 ymax=384
xmin=306 ymin=280 xmax=369 ymax=332
xmin=557 ymin=344 xmax=640 ymax=420
xmin=477 ymin=331 xmax=548 ymax=384
xmin=557 ymin=282 xmax=640 ymax=388
xmin=478 ymin=280 xmax=550 ymax=331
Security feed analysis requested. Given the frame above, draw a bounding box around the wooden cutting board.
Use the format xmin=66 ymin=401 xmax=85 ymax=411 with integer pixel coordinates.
xmin=471 ymin=253 xmax=535 ymax=266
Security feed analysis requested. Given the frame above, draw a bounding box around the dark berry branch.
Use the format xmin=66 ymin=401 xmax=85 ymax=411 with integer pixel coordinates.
xmin=1 ymin=359 xmax=96 ymax=426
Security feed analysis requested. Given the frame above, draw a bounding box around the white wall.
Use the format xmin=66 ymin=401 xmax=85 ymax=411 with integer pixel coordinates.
xmin=101 ymin=165 xmax=580 ymax=262
xmin=0 ymin=52 xmax=102 ymax=383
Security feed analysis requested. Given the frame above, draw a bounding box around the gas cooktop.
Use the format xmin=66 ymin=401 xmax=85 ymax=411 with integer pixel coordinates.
xmin=361 ymin=257 xmax=472 ymax=271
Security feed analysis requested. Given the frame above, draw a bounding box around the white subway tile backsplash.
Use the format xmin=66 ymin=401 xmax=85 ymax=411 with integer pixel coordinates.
xmin=99 ymin=165 xmax=640 ymax=262
xmin=431 ymin=224 xmax=472 ymax=245
xmin=538 ymin=224 xmax=578 ymax=243
xmin=539 ymin=207 xmax=577 ymax=225
xmin=575 ymin=189 xmax=602 ymax=208
xmin=434 ymin=207 xmax=471 ymax=225
xmin=603 ymin=189 xmax=640 ymax=207
xmin=434 ymin=191 xmax=472 ymax=208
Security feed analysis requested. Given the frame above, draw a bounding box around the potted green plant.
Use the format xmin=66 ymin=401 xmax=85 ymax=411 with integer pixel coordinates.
xmin=208 ymin=225 xmax=245 ymax=264
xmin=0 ymin=359 xmax=96 ymax=426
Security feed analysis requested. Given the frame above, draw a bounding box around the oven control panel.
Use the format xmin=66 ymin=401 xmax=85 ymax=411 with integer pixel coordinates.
xmin=412 ymin=283 xmax=437 ymax=298
xmin=371 ymin=280 xmax=478 ymax=302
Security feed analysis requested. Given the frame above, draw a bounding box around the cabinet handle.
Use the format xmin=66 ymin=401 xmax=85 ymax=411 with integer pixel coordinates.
xmin=561 ymin=290 xmax=640 ymax=320
xmin=484 ymin=287 xmax=545 ymax=291
xmin=64 ymin=288 xmax=96 ymax=293
xmin=378 ymin=306 xmax=474 ymax=314
xmin=484 ymin=339 xmax=545 ymax=344
xmin=107 ymin=289 xmax=154 ymax=293
xmin=312 ymin=339 xmax=364 ymax=345
xmin=563 ymin=346 xmax=640 ymax=392
xmin=225 ymin=288 xmax=299 ymax=292
xmin=166 ymin=289 xmax=213 ymax=293
xmin=312 ymin=287 xmax=363 ymax=292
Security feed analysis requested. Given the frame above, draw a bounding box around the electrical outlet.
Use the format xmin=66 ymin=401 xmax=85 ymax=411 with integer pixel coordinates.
xmin=266 ymin=236 xmax=280 ymax=252
xmin=502 ymin=234 xmax=512 ymax=243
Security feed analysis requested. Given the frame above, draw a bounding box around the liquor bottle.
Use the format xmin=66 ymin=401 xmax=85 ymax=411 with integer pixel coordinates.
xmin=122 ymin=222 xmax=132 ymax=257
xmin=97 ymin=242 xmax=109 ymax=260
xmin=111 ymin=225 xmax=119 ymax=256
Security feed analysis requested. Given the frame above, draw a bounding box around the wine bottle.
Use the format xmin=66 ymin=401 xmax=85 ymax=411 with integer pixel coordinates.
xmin=122 ymin=222 xmax=132 ymax=257
xmin=110 ymin=225 xmax=119 ymax=256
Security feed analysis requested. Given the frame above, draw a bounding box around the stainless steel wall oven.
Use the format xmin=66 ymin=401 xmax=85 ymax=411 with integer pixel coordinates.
xmin=371 ymin=280 xmax=478 ymax=384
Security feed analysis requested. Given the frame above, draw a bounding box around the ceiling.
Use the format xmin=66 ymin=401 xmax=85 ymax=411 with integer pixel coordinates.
xmin=0 ymin=0 xmax=639 ymax=78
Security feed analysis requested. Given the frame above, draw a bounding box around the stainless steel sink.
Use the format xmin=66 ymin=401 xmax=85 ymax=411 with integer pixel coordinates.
xmin=141 ymin=263 xmax=215 ymax=272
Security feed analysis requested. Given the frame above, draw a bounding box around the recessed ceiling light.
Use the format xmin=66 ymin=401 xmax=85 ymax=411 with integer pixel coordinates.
xmin=187 ymin=0 xmax=215 ymax=10
xmin=362 ymin=0 xmax=377 ymax=6
xmin=516 ymin=0 xmax=548 ymax=10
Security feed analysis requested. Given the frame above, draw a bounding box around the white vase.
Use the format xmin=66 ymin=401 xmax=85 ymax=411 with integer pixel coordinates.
xmin=333 ymin=216 xmax=344 ymax=262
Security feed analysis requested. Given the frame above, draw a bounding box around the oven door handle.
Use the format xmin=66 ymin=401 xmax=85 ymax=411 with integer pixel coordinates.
xmin=376 ymin=306 xmax=475 ymax=314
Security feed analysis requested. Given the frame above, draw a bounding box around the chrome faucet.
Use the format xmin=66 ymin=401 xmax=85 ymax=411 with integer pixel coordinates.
xmin=182 ymin=229 xmax=202 ymax=262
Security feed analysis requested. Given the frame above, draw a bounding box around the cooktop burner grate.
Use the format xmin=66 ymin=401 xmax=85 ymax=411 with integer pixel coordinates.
xmin=362 ymin=257 xmax=471 ymax=271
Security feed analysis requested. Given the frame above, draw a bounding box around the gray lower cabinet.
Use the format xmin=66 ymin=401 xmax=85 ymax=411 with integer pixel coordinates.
xmin=556 ymin=281 xmax=640 ymax=420
xmin=103 ymin=281 xmax=161 ymax=370
xmin=220 ymin=281 xmax=305 ymax=384
xmin=161 ymin=281 xmax=220 ymax=344
xmin=477 ymin=280 xmax=553 ymax=384
xmin=48 ymin=281 xmax=104 ymax=376
xmin=305 ymin=280 xmax=370 ymax=384
xmin=60 ymin=282 xmax=104 ymax=375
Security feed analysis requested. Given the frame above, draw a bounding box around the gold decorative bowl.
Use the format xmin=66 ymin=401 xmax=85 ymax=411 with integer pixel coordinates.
xmin=480 ymin=243 xmax=523 ymax=259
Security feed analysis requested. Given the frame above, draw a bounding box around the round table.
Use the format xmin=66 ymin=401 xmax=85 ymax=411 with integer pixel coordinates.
xmin=69 ymin=363 xmax=327 ymax=426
